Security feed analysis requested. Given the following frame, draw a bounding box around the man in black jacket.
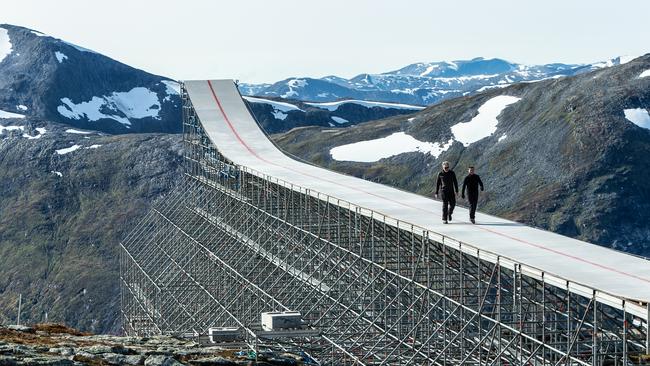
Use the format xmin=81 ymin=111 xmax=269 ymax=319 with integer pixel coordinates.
xmin=435 ymin=161 xmax=458 ymax=224
xmin=461 ymin=166 xmax=484 ymax=224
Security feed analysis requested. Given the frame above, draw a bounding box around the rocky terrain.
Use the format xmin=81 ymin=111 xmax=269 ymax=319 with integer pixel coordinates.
xmin=272 ymin=54 xmax=650 ymax=256
xmin=0 ymin=119 xmax=183 ymax=334
xmin=0 ymin=324 xmax=312 ymax=365
xmin=240 ymin=56 xmax=636 ymax=106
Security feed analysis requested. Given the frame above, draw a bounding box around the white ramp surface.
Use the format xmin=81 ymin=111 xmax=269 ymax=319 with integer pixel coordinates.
xmin=184 ymin=79 xmax=650 ymax=307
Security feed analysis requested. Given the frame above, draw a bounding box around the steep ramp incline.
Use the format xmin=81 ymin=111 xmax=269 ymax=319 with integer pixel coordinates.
xmin=184 ymin=79 xmax=650 ymax=309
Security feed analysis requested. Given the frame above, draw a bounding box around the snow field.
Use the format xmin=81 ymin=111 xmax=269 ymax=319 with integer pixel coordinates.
xmin=23 ymin=127 xmax=47 ymax=139
xmin=330 ymin=132 xmax=454 ymax=163
xmin=55 ymin=51 xmax=68 ymax=63
xmin=0 ymin=125 xmax=24 ymax=135
xmin=0 ymin=109 xmax=25 ymax=119
xmin=0 ymin=27 xmax=12 ymax=63
xmin=57 ymin=87 xmax=161 ymax=127
xmin=282 ymin=79 xmax=308 ymax=98
xmin=624 ymin=108 xmax=650 ymax=129
xmin=55 ymin=143 xmax=103 ymax=155
xmin=451 ymin=95 xmax=521 ymax=146
xmin=56 ymin=145 xmax=81 ymax=155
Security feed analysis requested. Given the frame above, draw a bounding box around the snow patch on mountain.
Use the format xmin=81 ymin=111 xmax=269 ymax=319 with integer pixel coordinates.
xmin=330 ymin=132 xmax=453 ymax=162
xmin=56 ymin=144 xmax=82 ymax=155
xmin=0 ymin=27 xmax=13 ymax=63
xmin=30 ymin=30 xmax=47 ymax=37
xmin=477 ymin=84 xmax=511 ymax=92
xmin=288 ymin=79 xmax=307 ymax=88
xmin=306 ymin=100 xmax=424 ymax=112
xmin=55 ymin=51 xmax=68 ymax=63
xmin=58 ymin=97 xmax=129 ymax=126
xmin=0 ymin=125 xmax=46 ymax=140
xmin=57 ymin=87 xmax=161 ymax=127
xmin=445 ymin=60 xmax=459 ymax=70
xmin=639 ymin=70 xmax=650 ymax=78
xmin=65 ymin=128 xmax=93 ymax=135
xmin=0 ymin=109 xmax=25 ymax=119
xmin=592 ymin=55 xmax=642 ymax=70
xmin=161 ymin=80 xmax=180 ymax=101
xmin=282 ymin=79 xmax=308 ymax=98
xmin=618 ymin=55 xmax=640 ymax=64
xmin=331 ymin=116 xmax=348 ymax=124
xmin=272 ymin=111 xmax=288 ymax=120
xmin=624 ymin=108 xmax=650 ymax=129
xmin=592 ymin=60 xmax=615 ymax=69
xmin=451 ymin=95 xmax=521 ymax=147
xmin=62 ymin=40 xmax=97 ymax=54
xmin=419 ymin=64 xmax=439 ymax=77
xmin=243 ymin=96 xmax=303 ymax=112
xmin=23 ymin=127 xmax=46 ymax=140
xmin=243 ymin=96 xmax=305 ymax=121
xmin=17 ymin=105 xmax=28 ymax=111
xmin=109 ymin=88 xmax=161 ymax=119
xmin=0 ymin=125 xmax=24 ymax=135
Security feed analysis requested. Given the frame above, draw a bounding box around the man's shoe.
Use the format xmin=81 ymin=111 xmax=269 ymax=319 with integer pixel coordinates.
xmin=443 ymin=220 xmax=448 ymax=224
xmin=448 ymin=214 xmax=452 ymax=222
xmin=471 ymin=219 xmax=476 ymax=224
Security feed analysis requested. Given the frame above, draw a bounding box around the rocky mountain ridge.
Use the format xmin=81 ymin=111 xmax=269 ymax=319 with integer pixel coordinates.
xmin=0 ymin=24 xmax=181 ymax=134
xmin=0 ymin=117 xmax=183 ymax=333
xmin=240 ymin=56 xmax=639 ymax=106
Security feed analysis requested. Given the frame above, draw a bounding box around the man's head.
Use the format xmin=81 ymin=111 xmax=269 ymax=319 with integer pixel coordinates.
xmin=442 ymin=161 xmax=450 ymax=171
xmin=468 ymin=166 xmax=475 ymax=175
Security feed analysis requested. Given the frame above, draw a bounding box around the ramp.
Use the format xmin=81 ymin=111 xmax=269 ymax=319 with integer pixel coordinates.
xmin=120 ymin=79 xmax=650 ymax=365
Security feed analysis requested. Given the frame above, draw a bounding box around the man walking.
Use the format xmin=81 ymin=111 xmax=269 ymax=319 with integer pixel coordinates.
xmin=435 ymin=161 xmax=458 ymax=224
xmin=461 ymin=166 xmax=484 ymax=224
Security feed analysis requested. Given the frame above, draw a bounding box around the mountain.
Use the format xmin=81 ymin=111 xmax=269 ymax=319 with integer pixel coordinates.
xmin=0 ymin=24 xmax=186 ymax=334
xmin=240 ymin=56 xmax=639 ymax=106
xmin=243 ymin=95 xmax=424 ymax=133
xmin=0 ymin=24 xmax=181 ymax=134
xmin=0 ymin=118 xmax=182 ymax=333
xmin=271 ymin=54 xmax=650 ymax=256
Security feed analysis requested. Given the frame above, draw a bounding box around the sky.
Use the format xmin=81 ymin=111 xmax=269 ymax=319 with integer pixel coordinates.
xmin=2 ymin=0 xmax=649 ymax=84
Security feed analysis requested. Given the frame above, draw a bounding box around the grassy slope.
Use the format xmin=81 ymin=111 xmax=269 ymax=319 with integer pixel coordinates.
xmin=0 ymin=127 xmax=182 ymax=333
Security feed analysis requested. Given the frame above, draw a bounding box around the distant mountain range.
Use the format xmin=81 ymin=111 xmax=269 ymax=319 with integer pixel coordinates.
xmin=243 ymin=96 xmax=424 ymax=133
xmin=0 ymin=24 xmax=181 ymax=134
xmin=240 ymin=56 xmax=640 ymax=106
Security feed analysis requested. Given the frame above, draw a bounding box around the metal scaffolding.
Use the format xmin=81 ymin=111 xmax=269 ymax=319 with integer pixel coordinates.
xmin=120 ymin=84 xmax=650 ymax=365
